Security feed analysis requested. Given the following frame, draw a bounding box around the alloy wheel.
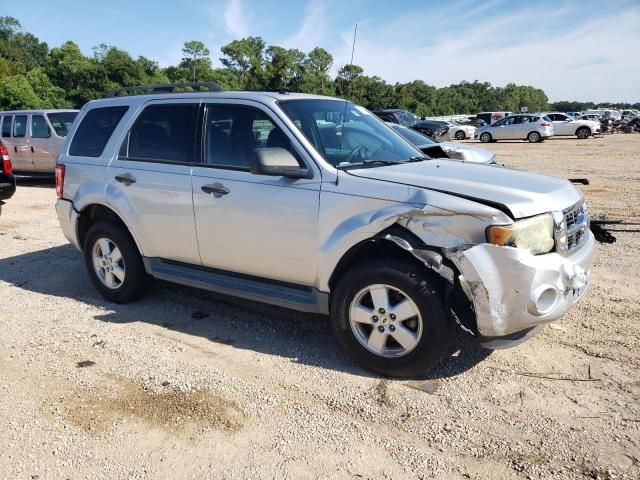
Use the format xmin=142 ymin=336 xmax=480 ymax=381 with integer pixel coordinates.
xmin=92 ymin=237 xmax=126 ymax=289
xmin=349 ymin=284 xmax=423 ymax=358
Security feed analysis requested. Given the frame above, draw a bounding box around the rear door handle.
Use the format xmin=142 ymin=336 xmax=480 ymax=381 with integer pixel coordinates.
xmin=201 ymin=183 xmax=229 ymax=198
xmin=14 ymin=146 xmax=17 ymax=153
xmin=115 ymin=173 xmax=136 ymax=185
xmin=31 ymin=146 xmax=34 ymax=153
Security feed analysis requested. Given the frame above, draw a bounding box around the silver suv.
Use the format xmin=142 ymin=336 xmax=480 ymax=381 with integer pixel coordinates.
xmin=55 ymin=83 xmax=594 ymax=377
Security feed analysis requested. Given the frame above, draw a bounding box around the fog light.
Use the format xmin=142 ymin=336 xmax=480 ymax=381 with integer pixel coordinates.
xmin=528 ymin=286 xmax=560 ymax=316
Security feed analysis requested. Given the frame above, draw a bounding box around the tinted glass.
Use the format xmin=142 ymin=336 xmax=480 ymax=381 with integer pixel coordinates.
xmin=46 ymin=112 xmax=77 ymax=137
xmin=13 ymin=115 xmax=27 ymax=138
xmin=121 ymin=104 xmax=195 ymax=163
xmin=204 ymin=105 xmax=291 ymax=169
xmin=495 ymin=116 xmax=515 ymax=126
xmin=69 ymin=106 xmax=128 ymax=157
xmin=280 ymin=99 xmax=421 ymax=168
xmin=31 ymin=115 xmax=51 ymax=138
xmin=389 ymin=123 xmax=435 ymax=146
xmin=1 ymin=115 xmax=12 ymax=138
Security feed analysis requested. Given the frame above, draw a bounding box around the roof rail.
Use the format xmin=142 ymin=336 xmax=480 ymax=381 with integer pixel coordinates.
xmin=105 ymin=82 xmax=224 ymax=98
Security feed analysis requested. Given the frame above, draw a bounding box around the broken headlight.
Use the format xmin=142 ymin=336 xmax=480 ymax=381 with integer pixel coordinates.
xmin=487 ymin=214 xmax=555 ymax=255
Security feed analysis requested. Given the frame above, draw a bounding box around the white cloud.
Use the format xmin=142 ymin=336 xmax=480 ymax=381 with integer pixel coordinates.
xmin=282 ymin=0 xmax=327 ymax=52
xmin=223 ymin=0 xmax=248 ymax=37
xmin=207 ymin=0 xmax=248 ymax=39
xmin=330 ymin=2 xmax=640 ymax=102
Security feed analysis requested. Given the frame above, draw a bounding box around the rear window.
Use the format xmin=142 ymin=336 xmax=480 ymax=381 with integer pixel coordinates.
xmin=69 ymin=106 xmax=128 ymax=157
xmin=13 ymin=115 xmax=27 ymax=138
xmin=1 ymin=116 xmax=12 ymax=138
xmin=119 ymin=104 xmax=196 ymax=163
xmin=47 ymin=112 xmax=77 ymax=137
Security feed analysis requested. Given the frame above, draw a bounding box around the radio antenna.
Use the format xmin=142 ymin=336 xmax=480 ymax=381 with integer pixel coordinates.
xmin=336 ymin=23 xmax=358 ymax=186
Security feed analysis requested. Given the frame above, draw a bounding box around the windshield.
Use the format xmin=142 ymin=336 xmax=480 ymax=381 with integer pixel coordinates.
xmin=395 ymin=110 xmax=421 ymax=127
xmin=279 ymin=99 xmax=423 ymax=169
xmin=388 ymin=123 xmax=436 ymax=146
xmin=46 ymin=112 xmax=78 ymax=137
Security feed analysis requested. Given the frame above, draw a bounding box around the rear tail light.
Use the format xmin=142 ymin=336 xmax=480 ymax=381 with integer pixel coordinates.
xmin=0 ymin=144 xmax=11 ymax=174
xmin=540 ymin=122 xmax=552 ymax=127
xmin=55 ymin=163 xmax=65 ymax=198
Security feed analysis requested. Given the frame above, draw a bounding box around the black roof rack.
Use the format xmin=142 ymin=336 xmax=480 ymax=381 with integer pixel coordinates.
xmin=105 ymin=82 xmax=223 ymax=98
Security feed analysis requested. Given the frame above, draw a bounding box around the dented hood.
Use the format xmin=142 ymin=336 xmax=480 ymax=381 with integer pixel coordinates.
xmin=348 ymin=160 xmax=582 ymax=218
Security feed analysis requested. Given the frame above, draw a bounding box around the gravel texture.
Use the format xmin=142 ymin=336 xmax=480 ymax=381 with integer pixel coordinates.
xmin=0 ymin=134 xmax=639 ymax=479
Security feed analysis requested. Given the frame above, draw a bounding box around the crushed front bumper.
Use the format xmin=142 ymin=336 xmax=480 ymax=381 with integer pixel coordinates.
xmin=56 ymin=198 xmax=81 ymax=250
xmin=452 ymin=231 xmax=595 ymax=341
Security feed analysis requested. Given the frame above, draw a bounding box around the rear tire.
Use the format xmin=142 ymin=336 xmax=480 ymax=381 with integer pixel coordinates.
xmin=330 ymin=259 xmax=454 ymax=378
xmin=455 ymin=130 xmax=466 ymax=140
xmin=527 ymin=131 xmax=542 ymax=143
xmin=83 ymin=220 xmax=150 ymax=303
xmin=576 ymin=127 xmax=590 ymax=139
xmin=480 ymin=132 xmax=492 ymax=143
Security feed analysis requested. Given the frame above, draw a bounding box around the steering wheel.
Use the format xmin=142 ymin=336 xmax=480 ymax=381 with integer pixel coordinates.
xmin=345 ymin=145 xmax=369 ymax=163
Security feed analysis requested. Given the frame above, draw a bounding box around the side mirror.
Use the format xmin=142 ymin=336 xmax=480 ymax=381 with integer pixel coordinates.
xmin=250 ymin=147 xmax=311 ymax=179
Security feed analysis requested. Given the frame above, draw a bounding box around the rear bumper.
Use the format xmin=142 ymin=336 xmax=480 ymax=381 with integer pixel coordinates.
xmin=55 ymin=198 xmax=81 ymax=250
xmin=452 ymin=231 xmax=595 ymax=339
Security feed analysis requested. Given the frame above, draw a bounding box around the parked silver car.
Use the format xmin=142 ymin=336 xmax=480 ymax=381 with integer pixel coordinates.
xmin=387 ymin=123 xmax=496 ymax=164
xmin=475 ymin=114 xmax=554 ymax=143
xmin=55 ymin=84 xmax=593 ymax=377
xmin=0 ymin=109 xmax=78 ymax=174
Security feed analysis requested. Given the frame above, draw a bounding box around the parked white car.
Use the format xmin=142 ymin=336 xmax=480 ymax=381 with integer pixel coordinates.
xmin=542 ymin=112 xmax=600 ymax=139
xmin=445 ymin=120 xmax=476 ymax=140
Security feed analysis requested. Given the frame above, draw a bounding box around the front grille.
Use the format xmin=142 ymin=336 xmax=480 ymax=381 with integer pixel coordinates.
xmin=558 ymin=200 xmax=589 ymax=254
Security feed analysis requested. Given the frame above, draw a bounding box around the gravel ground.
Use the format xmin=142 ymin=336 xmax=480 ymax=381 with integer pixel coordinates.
xmin=0 ymin=134 xmax=638 ymax=479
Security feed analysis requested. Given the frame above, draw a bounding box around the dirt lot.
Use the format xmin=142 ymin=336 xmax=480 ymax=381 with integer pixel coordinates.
xmin=1 ymin=134 xmax=639 ymax=479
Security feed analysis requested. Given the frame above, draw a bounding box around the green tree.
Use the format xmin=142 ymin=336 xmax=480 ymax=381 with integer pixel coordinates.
xmin=304 ymin=47 xmax=333 ymax=94
xmin=220 ymin=37 xmax=266 ymax=89
xmin=46 ymin=41 xmax=106 ymax=106
xmin=26 ymin=67 xmax=71 ymax=108
xmin=0 ymin=74 xmax=41 ymax=109
xmin=181 ymin=40 xmax=211 ymax=82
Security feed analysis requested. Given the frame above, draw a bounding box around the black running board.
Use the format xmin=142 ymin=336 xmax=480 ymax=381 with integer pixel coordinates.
xmin=144 ymin=258 xmax=329 ymax=314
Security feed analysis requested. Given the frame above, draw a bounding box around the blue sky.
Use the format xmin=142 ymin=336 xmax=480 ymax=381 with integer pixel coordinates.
xmin=4 ymin=0 xmax=640 ymax=102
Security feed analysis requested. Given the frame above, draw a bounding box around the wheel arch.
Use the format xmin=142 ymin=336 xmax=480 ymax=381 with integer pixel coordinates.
xmin=76 ymin=203 xmax=144 ymax=255
xmin=328 ymin=225 xmax=456 ymax=292
xmin=576 ymin=125 xmax=591 ymax=137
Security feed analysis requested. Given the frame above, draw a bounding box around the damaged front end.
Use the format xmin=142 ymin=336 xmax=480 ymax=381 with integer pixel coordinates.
xmin=378 ymin=198 xmax=594 ymax=348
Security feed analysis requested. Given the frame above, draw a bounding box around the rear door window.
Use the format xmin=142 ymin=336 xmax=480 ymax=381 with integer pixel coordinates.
xmin=69 ymin=106 xmax=128 ymax=157
xmin=13 ymin=115 xmax=27 ymax=138
xmin=1 ymin=115 xmax=12 ymax=138
xmin=31 ymin=115 xmax=51 ymax=138
xmin=119 ymin=104 xmax=196 ymax=163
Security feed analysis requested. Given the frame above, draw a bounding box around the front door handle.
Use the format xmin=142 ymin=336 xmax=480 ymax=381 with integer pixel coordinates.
xmin=115 ymin=173 xmax=136 ymax=185
xmin=201 ymin=183 xmax=229 ymax=198
xmin=14 ymin=146 xmax=17 ymax=153
xmin=31 ymin=146 xmax=34 ymax=153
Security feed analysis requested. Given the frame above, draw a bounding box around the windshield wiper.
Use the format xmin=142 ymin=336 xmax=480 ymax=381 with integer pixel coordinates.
xmin=337 ymin=159 xmax=403 ymax=169
xmin=407 ymin=155 xmax=429 ymax=162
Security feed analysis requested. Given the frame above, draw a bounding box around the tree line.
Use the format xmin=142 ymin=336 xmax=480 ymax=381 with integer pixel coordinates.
xmin=1 ymin=16 xmax=637 ymax=115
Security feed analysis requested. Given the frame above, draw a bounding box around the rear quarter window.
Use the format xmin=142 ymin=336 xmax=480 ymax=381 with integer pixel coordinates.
xmin=69 ymin=106 xmax=129 ymax=157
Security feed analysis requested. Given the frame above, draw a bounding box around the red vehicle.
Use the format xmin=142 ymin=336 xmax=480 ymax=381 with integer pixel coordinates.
xmin=0 ymin=142 xmax=17 ymax=216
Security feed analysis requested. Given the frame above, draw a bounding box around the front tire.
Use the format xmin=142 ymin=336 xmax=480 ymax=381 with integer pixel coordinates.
xmin=528 ymin=131 xmax=542 ymax=143
xmin=480 ymin=132 xmax=492 ymax=143
xmin=83 ymin=220 xmax=150 ymax=303
xmin=455 ymin=130 xmax=466 ymax=140
xmin=330 ymin=260 xmax=453 ymax=377
xmin=576 ymin=127 xmax=590 ymax=139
